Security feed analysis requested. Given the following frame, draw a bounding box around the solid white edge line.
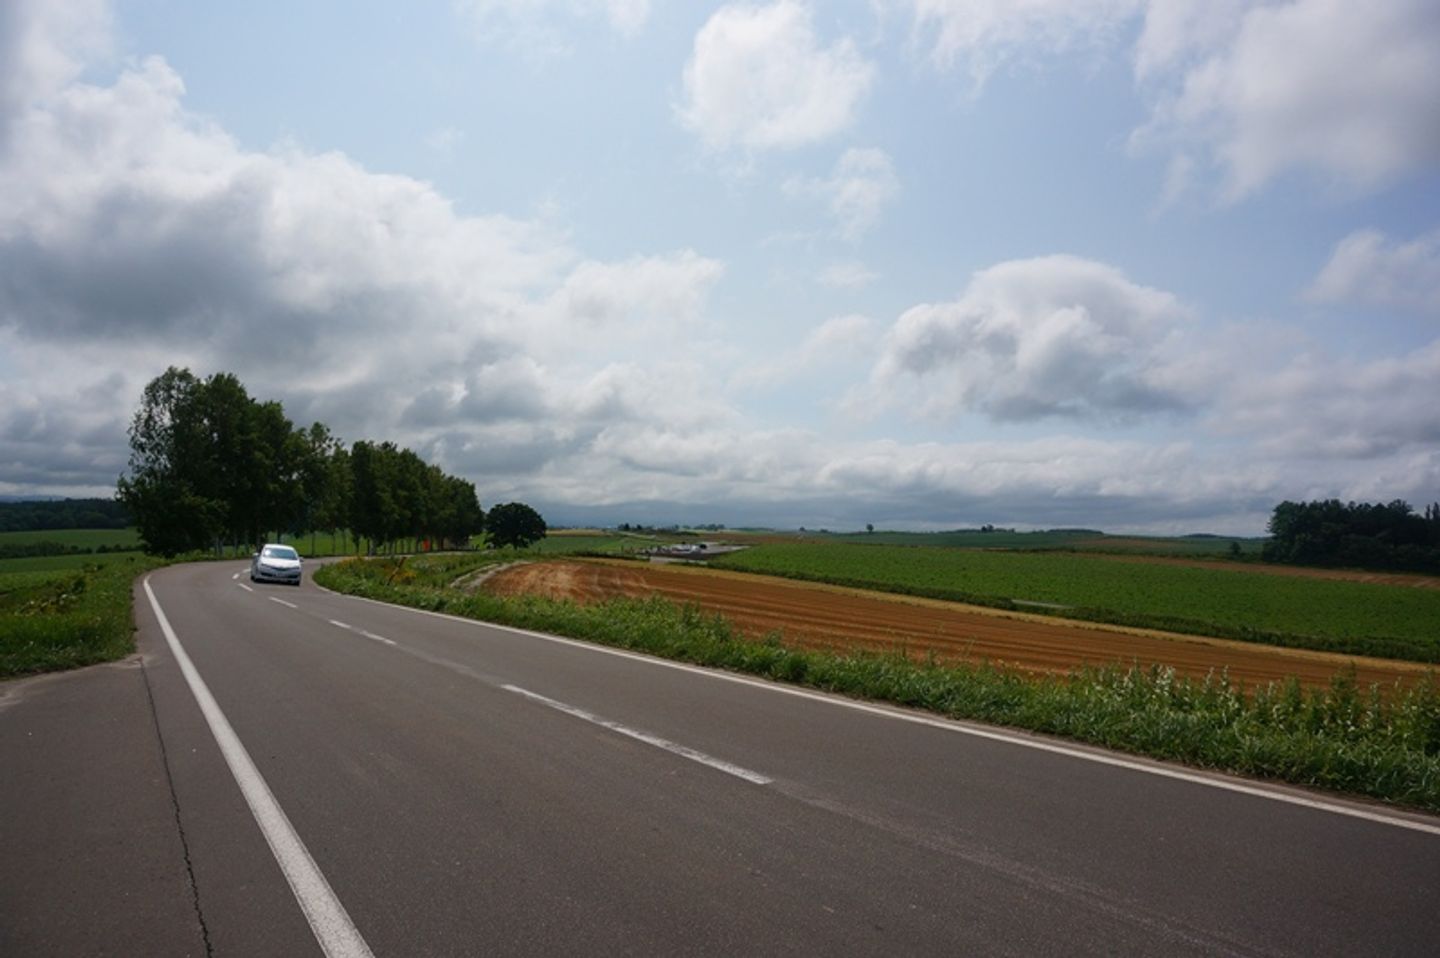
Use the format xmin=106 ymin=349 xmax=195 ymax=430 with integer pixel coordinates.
xmin=504 ymin=684 xmax=772 ymax=785
xmin=331 ymin=588 xmax=1440 ymax=837
xmin=143 ymin=577 xmax=375 ymax=958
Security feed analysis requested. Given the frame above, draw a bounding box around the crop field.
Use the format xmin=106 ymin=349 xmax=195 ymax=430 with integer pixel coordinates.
xmin=712 ymin=542 xmax=1440 ymax=662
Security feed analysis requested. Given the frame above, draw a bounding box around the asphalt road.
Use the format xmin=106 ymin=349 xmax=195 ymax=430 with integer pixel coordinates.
xmin=3 ymin=560 xmax=1439 ymax=956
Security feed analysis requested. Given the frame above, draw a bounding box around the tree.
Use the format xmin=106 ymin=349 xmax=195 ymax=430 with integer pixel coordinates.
xmin=487 ymin=502 xmax=546 ymax=550
xmin=117 ymin=367 xmax=224 ymax=556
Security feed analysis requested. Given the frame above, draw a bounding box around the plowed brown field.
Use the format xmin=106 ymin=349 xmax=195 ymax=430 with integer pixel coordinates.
xmin=482 ymin=559 xmax=1433 ymax=690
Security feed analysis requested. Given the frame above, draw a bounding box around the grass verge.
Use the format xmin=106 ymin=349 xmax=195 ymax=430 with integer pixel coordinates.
xmin=318 ymin=555 xmax=1440 ymax=813
xmin=0 ymin=555 xmax=165 ymax=677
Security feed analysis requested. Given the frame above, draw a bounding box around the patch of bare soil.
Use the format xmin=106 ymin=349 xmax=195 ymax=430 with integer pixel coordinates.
xmin=483 ymin=559 xmax=1433 ymax=690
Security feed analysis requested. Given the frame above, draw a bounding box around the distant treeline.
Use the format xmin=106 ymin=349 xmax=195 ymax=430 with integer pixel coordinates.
xmin=0 ymin=498 xmax=130 ymax=532
xmin=1263 ymin=499 xmax=1440 ymax=573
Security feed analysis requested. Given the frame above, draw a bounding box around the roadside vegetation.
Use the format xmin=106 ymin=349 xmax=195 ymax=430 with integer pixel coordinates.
xmin=316 ymin=553 xmax=1440 ymax=812
xmin=711 ymin=542 xmax=1440 ymax=664
xmin=0 ymin=554 xmax=163 ymax=677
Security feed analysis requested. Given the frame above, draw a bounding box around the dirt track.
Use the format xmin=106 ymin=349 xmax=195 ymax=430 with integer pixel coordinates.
xmin=482 ymin=559 xmax=1433 ymax=690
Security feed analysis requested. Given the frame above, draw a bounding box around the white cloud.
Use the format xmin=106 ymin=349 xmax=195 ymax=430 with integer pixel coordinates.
xmin=1134 ymin=0 xmax=1440 ymax=200
xmin=1212 ymin=340 xmax=1440 ymax=460
xmin=872 ymin=254 xmax=1192 ymax=421
xmin=677 ymin=1 xmax=874 ymax=152
xmin=543 ymin=251 xmax=724 ymax=339
xmin=1305 ymin=228 xmax=1440 ymax=312
xmin=900 ymin=0 xmax=1440 ymax=203
xmin=731 ymin=313 xmax=877 ymax=388
xmin=786 ymin=147 xmax=899 ymax=241
xmin=904 ymin=0 xmax=1141 ymax=90
xmin=817 ymin=260 xmax=879 ymax=289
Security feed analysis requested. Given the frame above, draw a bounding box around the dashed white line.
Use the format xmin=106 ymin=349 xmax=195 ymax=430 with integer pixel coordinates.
xmin=143 ymin=577 xmax=374 ymax=958
xmin=503 ymin=684 xmax=772 ymax=786
xmin=238 ymin=582 xmax=254 ymax=593
xmin=328 ymin=619 xmax=396 ymax=646
xmin=269 ymin=597 xmax=298 ymax=609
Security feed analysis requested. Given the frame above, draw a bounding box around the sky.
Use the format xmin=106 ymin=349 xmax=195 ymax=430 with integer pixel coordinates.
xmin=0 ymin=0 xmax=1437 ymax=534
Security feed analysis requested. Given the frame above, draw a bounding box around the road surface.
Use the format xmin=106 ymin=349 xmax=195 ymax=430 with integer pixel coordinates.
xmin=3 ymin=560 xmax=1437 ymax=956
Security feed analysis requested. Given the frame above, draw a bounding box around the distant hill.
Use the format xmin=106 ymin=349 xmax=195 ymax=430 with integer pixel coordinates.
xmin=0 ymin=498 xmax=131 ymax=532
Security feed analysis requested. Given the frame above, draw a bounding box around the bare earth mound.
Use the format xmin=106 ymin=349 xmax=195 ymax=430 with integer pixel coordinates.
xmin=484 ymin=559 xmax=1431 ymax=690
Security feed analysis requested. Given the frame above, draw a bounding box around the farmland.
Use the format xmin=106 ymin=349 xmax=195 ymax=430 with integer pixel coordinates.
xmin=711 ymin=542 xmax=1440 ymax=662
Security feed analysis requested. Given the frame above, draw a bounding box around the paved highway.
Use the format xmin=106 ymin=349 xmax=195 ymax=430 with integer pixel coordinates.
xmin=4 ymin=560 xmax=1439 ymax=956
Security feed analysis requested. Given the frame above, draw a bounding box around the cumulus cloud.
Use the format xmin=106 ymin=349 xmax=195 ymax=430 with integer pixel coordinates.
xmin=872 ymin=254 xmax=1192 ymax=422
xmin=786 ymin=147 xmax=899 ymax=241
xmin=901 ymin=0 xmax=1440 ymax=202
xmin=1135 ymin=0 xmax=1440 ymax=200
xmin=0 ymin=9 xmax=729 ymax=499
xmin=1305 ymin=228 xmax=1440 ymax=312
xmin=542 ymin=251 xmax=724 ymax=340
xmin=677 ymin=1 xmax=874 ymax=152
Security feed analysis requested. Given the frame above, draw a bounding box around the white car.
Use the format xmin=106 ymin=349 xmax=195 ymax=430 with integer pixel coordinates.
xmin=250 ymin=544 xmax=302 ymax=585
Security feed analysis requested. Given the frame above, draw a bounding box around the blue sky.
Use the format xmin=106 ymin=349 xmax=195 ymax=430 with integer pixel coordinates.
xmin=2 ymin=0 xmax=1437 ymax=533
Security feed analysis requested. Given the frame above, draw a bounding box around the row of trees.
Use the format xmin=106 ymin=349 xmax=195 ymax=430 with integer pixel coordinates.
xmin=1263 ymin=499 xmax=1440 ymax=573
xmin=117 ymin=368 xmax=541 ymax=557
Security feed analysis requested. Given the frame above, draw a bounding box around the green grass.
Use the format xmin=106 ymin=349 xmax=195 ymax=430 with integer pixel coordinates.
xmin=0 ymin=528 xmax=142 ymax=549
xmin=0 ymin=551 xmax=147 ymax=573
xmin=315 ymin=555 xmax=1440 ymax=812
xmin=712 ymin=542 xmax=1440 ymax=663
xmin=0 ymin=555 xmax=164 ymax=676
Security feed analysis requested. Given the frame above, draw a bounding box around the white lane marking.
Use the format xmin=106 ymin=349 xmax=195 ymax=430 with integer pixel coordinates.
xmin=335 ymin=590 xmax=1440 ymax=837
xmin=328 ymin=619 xmax=395 ymax=646
xmin=143 ymin=577 xmax=374 ymax=958
xmin=238 ymin=582 xmax=254 ymax=593
xmin=232 ymin=573 xmax=239 ymax=580
xmin=504 ymin=684 xmax=772 ymax=786
xmin=270 ymin=597 xmax=298 ymax=609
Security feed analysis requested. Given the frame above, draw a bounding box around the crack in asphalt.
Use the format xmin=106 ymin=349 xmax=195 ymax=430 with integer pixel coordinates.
xmin=140 ymin=653 xmax=214 ymax=958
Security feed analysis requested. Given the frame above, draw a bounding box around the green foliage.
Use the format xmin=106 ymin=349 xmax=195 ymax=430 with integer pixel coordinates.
xmin=117 ymin=368 xmax=486 ymax=559
xmin=315 ymin=559 xmax=1440 ymax=811
xmin=0 ymin=557 xmax=163 ymax=676
xmin=487 ymin=502 xmax=547 ymax=550
xmin=1264 ymin=498 xmax=1440 ymax=572
xmin=712 ymin=542 xmax=1440 ymax=662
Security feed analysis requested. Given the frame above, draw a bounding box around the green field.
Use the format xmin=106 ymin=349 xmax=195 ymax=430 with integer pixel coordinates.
xmin=0 ymin=528 xmax=142 ymax=549
xmin=0 ymin=555 xmax=162 ymax=676
xmin=713 ymin=542 xmax=1440 ymax=662
xmin=821 ymin=529 xmax=1261 ymax=554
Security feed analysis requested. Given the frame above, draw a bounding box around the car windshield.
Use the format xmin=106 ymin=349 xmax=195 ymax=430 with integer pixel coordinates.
xmin=262 ymin=546 xmax=299 ymax=560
